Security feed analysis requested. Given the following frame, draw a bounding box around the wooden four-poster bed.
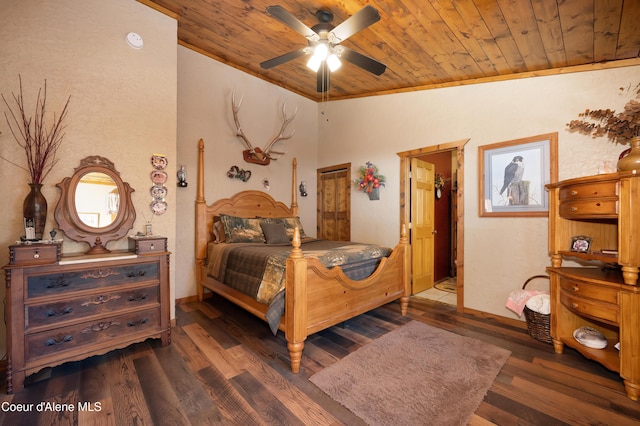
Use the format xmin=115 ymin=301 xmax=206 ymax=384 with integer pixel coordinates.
xmin=194 ymin=139 xmax=410 ymax=372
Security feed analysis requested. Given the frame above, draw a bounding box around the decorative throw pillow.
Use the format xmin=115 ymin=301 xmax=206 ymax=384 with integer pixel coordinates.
xmin=219 ymin=214 xmax=265 ymax=243
xmin=260 ymin=222 xmax=289 ymax=244
xmin=266 ymin=217 xmax=307 ymax=240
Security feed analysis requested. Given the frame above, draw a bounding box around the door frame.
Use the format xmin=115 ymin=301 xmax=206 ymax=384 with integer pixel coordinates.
xmin=397 ymin=139 xmax=469 ymax=312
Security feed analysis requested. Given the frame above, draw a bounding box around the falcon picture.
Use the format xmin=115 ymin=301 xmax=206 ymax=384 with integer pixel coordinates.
xmin=499 ymin=156 xmax=524 ymax=195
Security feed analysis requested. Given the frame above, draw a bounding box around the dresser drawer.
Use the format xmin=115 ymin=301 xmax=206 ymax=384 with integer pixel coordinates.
xmin=26 ymin=308 xmax=160 ymax=360
xmin=559 ymin=278 xmax=618 ymax=305
xmin=560 ymin=290 xmax=618 ymax=325
xmin=129 ymin=237 xmax=167 ymax=254
xmin=26 ymin=262 xmax=159 ymax=298
xmin=559 ymin=181 xmax=618 ymax=200
xmin=9 ymin=243 xmax=61 ymax=266
xmin=26 ymin=285 xmax=159 ymax=331
xmin=559 ymin=199 xmax=618 ymax=218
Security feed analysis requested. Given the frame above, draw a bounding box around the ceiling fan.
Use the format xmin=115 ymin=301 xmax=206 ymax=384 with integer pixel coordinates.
xmin=260 ymin=5 xmax=387 ymax=93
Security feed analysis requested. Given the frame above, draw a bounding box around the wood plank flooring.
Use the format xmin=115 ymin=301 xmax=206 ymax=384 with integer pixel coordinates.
xmin=1 ymin=294 xmax=639 ymax=425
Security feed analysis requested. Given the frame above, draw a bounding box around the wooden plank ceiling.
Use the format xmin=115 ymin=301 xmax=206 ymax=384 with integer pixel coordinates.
xmin=139 ymin=0 xmax=640 ymax=101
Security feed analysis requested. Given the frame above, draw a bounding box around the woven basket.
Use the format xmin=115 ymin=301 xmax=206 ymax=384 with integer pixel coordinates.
xmin=522 ymin=275 xmax=552 ymax=344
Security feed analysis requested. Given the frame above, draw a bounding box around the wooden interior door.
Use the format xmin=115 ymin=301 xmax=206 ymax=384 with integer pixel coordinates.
xmin=411 ymin=158 xmax=435 ymax=294
xmin=317 ymin=164 xmax=351 ymax=241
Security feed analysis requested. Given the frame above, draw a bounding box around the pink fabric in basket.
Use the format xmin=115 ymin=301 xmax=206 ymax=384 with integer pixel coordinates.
xmin=506 ymin=289 xmax=549 ymax=317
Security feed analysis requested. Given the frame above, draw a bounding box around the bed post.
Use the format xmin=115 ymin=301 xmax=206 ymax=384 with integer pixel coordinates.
xmin=291 ymin=158 xmax=299 ymax=217
xmin=285 ymin=227 xmax=306 ymax=373
xmin=195 ymin=138 xmax=207 ymax=301
xmin=400 ymin=223 xmax=411 ymax=315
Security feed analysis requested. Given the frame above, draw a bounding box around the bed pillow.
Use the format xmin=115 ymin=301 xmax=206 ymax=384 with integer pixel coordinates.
xmin=260 ymin=222 xmax=289 ymax=244
xmin=266 ymin=217 xmax=307 ymax=240
xmin=213 ymin=219 xmax=226 ymax=243
xmin=219 ymin=214 xmax=266 ymax=243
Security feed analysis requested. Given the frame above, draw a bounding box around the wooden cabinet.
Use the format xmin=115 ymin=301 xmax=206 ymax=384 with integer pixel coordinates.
xmin=3 ymin=239 xmax=170 ymax=393
xmin=547 ymin=172 xmax=640 ymax=400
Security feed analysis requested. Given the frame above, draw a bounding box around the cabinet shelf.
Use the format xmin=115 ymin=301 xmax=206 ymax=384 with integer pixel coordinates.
xmin=557 ymin=250 xmax=618 ymax=264
xmin=558 ymin=335 xmax=620 ymax=373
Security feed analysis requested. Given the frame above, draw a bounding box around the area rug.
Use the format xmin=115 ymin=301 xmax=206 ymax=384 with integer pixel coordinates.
xmin=309 ymin=321 xmax=510 ymax=426
xmin=434 ymin=280 xmax=457 ymax=293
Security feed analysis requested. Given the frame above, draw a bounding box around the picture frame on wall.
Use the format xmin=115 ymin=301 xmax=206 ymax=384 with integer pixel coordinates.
xmin=479 ymin=132 xmax=558 ymax=217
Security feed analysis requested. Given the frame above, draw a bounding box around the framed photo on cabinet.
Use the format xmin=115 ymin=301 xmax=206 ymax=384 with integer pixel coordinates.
xmin=479 ymin=132 xmax=558 ymax=217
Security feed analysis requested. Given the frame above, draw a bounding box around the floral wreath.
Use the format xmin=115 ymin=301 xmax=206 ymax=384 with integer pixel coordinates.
xmin=354 ymin=162 xmax=385 ymax=194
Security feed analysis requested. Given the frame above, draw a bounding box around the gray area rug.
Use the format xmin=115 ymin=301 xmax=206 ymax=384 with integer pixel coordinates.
xmin=310 ymin=320 xmax=511 ymax=425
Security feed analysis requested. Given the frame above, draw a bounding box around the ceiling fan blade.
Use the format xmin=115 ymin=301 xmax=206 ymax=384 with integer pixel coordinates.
xmin=329 ymin=5 xmax=380 ymax=43
xmin=260 ymin=48 xmax=308 ymax=69
xmin=340 ymin=47 xmax=387 ymax=75
xmin=266 ymin=6 xmax=317 ymax=40
xmin=317 ymin=62 xmax=330 ymax=93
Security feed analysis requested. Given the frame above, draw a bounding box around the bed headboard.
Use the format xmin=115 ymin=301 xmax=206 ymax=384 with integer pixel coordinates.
xmin=195 ymin=138 xmax=299 ymax=261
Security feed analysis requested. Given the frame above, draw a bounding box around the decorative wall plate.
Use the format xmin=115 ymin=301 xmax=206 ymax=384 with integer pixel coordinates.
xmin=150 ymin=170 xmax=168 ymax=185
xmin=150 ymin=185 xmax=168 ymax=199
xmin=151 ymin=154 xmax=168 ymax=170
xmin=150 ymin=199 xmax=167 ymax=215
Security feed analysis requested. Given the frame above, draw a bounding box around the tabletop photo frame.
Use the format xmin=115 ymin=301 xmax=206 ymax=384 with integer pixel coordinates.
xmin=479 ymin=132 xmax=558 ymax=217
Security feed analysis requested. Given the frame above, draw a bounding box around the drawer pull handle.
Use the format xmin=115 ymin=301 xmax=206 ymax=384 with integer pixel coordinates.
xmin=571 ymin=302 xmax=579 ymax=309
xmin=45 ymin=307 xmax=73 ymax=317
xmin=572 ymin=286 xmax=579 ymax=292
xmin=596 ymin=202 xmax=601 ymax=207
xmin=33 ymin=251 xmax=40 ymax=259
xmin=570 ymin=190 xmax=578 ymax=196
xmin=81 ymin=294 xmax=121 ymax=306
xmin=570 ymin=207 xmax=578 ymax=212
xmin=45 ymin=334 xmax=73 ymax=346
xmin=82 ymin=321 xmax=119 ymax=333
xmin=126 ymin=270 xmax=147 ymax=278
xmin=150 ymin=244 xmax=155 ymax=250
xmin=128 ymin=294 xmax=148 ymax=302
xmin=82 ymin=269 xmax=120 ymax=280
xmin=128 ymin=318 xmax=148 ymax=327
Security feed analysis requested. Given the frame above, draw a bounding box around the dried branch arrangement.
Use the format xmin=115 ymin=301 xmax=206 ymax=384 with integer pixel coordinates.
xmin=1 ymin=76 xmax=71 ymax=184
xmin=567 ymin=83 xmax=640 ymax=145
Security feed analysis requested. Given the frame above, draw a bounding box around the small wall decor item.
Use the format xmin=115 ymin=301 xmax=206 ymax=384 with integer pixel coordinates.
xmin=570 ymin=235 xmax=592 ymax=253
xmin=299 ymin=180 xmax=308 ymax=197
xmin=231 ymin=90 xmax=297 ymax=166
xmin=149 ymin=154 xmax=168 ymax=215
xmin=354 ymin=161 xmax=385 ymax=200
xmin=434 ymin=174 xmax=448 ymax=199
xmin=227 ymin=165 xmax=252 ymax=182
xmin=567 ymin=82 xmax=640 ymax=171
xmin=177 ymin=166 xmax=188 ymax=187
xmin=1 ymin=76 xmax=71 ymax=240
xmin=479 ymin=133 xmax=558 ymax=217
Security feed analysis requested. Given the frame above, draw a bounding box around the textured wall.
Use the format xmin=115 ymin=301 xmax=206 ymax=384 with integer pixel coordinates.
xmin=0 ymin=0 xmax=177 ymax=353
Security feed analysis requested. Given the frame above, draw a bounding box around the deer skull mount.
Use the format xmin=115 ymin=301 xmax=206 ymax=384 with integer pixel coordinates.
xmin=231 ymin=91 xmax=297 ymax=166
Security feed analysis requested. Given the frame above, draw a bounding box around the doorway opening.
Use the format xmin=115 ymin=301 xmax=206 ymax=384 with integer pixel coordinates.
xmin=398 ymin=139 xmax=468 ymax=312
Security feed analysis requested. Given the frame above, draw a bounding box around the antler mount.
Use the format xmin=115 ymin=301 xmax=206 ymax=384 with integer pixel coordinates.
xmin=232 ymin=91 xmax=297 ymax=166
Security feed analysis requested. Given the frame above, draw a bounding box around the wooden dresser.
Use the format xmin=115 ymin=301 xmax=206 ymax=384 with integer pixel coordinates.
xmin=546 ymin=172 xmax=640 ymax=400
xmin=3 ymin=237 xmax=170 ymax=393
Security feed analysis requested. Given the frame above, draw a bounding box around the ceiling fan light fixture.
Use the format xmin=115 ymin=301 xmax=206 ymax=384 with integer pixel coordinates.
xmin=306 ymin=55 xmax=322 ymax=72
xmin=327 ymin=54 xmax=341 ymax=72
xmin=312 ymin=43 xmax=329 ymax=61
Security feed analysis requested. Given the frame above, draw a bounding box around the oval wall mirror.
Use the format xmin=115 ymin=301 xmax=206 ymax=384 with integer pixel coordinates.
xmin=55 ymin=156 xmax=136 ymax=255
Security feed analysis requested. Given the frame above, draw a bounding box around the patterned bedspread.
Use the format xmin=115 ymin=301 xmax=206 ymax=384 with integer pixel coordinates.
xmin=206 ymin=239 xmax=391 ymax=333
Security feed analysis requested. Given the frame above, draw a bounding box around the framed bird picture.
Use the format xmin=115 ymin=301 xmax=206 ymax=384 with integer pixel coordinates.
xmin=478 ymin=132 xmax=558 ymax=217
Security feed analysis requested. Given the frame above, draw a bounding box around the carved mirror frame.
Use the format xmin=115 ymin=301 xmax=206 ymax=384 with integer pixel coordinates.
xmin=55 ymin=156 xmax=136 ymax=254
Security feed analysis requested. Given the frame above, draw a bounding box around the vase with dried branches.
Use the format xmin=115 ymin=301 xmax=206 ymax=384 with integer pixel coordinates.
xmin=567 ymin=83 xmax=640 ymax=171
xmin=2 ymin=76 xmax=70 ymax=240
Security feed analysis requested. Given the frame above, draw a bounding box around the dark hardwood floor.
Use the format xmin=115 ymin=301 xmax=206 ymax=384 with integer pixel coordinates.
xmin=2 ymin=295 xmax=639 ymax=425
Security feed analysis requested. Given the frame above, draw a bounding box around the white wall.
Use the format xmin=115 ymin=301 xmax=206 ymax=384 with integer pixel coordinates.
xmin=174 ymin=46 xmax=319 ymax=300
xmin=0 ymin=0 xmax=177 ymax=354
xmin=318 ymin=66 xmax=639 ymax=320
